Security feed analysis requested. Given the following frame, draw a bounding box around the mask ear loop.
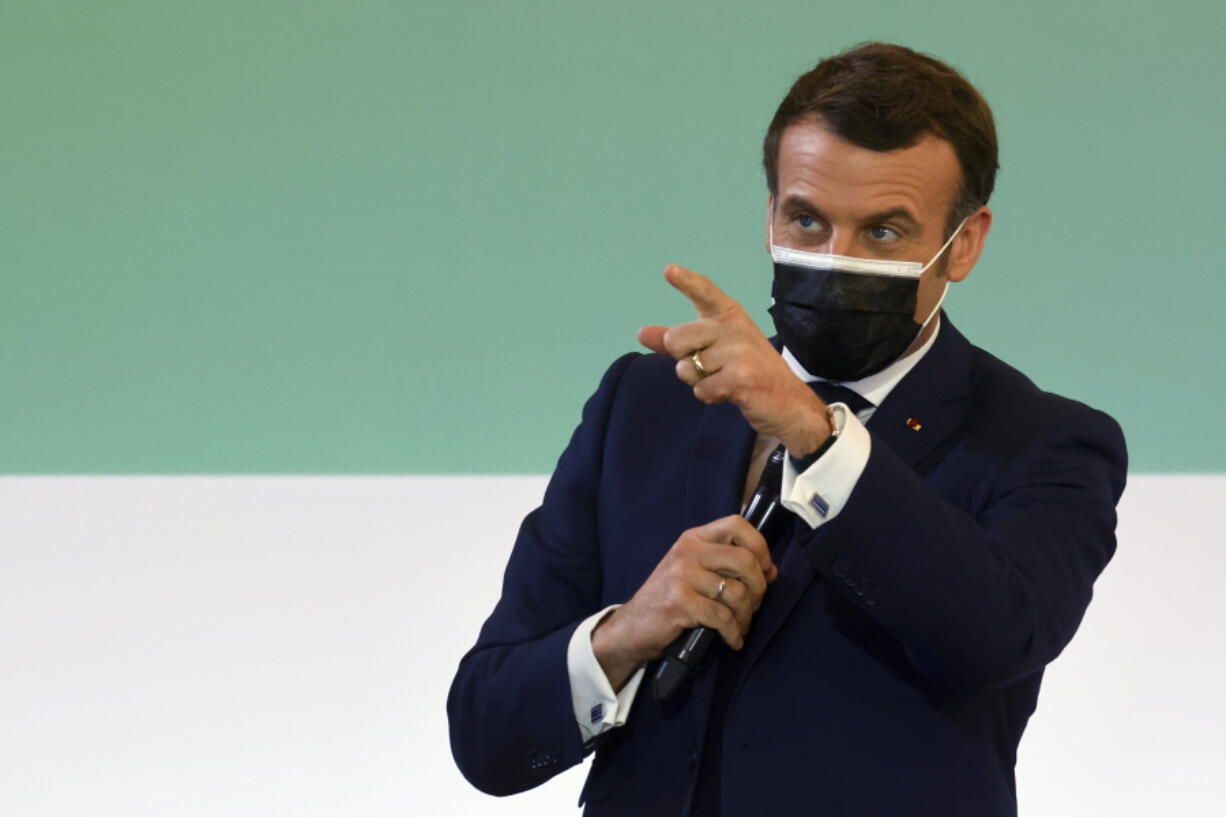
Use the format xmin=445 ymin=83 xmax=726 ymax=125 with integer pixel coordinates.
xmin=917 ymin=216 xmax=969 ymax=327
xmin=918 ymin=216 xmax=969 ymax=274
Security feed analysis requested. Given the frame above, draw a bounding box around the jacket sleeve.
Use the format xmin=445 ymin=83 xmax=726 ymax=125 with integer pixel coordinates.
xmin=808 ymin=401 xmax=1128 ymax=691
xmin=447 ymin=352 xmax=639 ymax=796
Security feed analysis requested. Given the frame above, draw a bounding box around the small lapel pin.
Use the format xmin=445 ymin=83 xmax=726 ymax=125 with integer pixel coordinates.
xmin=905 ymin=417 xmax=923 ymax=431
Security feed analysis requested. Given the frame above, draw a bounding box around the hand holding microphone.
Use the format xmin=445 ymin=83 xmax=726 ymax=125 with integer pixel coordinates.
xmin=651 ymin=445 xmax=787 ymax=700
xmin=589 ymin=512 xmax=777 ymax=696
xmin=593 ymin=263 xmax=822 ymax=698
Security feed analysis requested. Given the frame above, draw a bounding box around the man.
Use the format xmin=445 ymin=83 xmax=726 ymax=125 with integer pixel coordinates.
xmin=448 ymin=42 xmax=1126 ymax=816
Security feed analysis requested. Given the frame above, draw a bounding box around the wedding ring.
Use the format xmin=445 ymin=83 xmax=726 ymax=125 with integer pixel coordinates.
xmin=691 ymin=350 xmax=708 ymax=378
xmin=715 ymin=577 xmax=727 ymax=600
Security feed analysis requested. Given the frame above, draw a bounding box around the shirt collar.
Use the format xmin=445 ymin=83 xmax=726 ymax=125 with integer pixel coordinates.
xmin=781 ymin=315 xmax=943 ymax=408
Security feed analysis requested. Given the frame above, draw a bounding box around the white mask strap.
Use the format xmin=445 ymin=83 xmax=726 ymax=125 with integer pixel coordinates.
xmin=919 ymin=278 xmax=950 ymax=330
xmin=919 ymin=216 xmax=969 ymax=273
xmin=771 ymin=204 xmax=969 ymax=273
xmin=916 ymin=215 xmax=968 ymax=328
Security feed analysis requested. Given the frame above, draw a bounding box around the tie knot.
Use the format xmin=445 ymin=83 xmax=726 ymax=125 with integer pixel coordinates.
xmin=807 ymin=381 xmax=874 ymax=416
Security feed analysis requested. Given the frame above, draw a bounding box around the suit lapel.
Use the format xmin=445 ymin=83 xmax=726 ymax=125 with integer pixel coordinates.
xmin=732 ymin=521 xmax=823 ymax=686
xmin=676 ymin=398 xmax=757 ymax=741
xmin=865 ymin=313 xmax=972 ymax=469
xmin=735 ymin=316 xmax=974 ymax=682
xmin=682 ymin=400 xmax=758 ymax=529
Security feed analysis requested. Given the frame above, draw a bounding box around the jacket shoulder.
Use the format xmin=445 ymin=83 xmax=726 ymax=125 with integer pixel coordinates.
xmin=967 ymin=344 xmax=1120 ymax=426
xmin=963 ymin=342 xmax=1128 ymax=490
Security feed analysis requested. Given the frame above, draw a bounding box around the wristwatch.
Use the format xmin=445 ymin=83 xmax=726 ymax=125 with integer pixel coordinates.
xmin=787 ymin=403 xmax=840 ymax=472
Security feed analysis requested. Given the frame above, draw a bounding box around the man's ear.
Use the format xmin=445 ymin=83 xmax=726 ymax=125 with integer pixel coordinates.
xmin=947 ymin=205 xmax=993 ymax=283
xmin=763 ymin=194 xmax=775 ymax=254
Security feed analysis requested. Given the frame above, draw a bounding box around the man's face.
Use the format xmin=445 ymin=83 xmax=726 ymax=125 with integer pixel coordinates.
xmin=767 ymin=117 xmax=985 ymax=325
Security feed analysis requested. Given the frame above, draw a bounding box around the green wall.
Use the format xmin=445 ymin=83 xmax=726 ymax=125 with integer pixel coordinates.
xmin=2 ymin=0 xmax=1222 ymax=473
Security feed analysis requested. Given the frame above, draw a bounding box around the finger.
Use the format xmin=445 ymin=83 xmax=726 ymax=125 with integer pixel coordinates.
xmin=675 ymin=348 xmax=727 ymax=387
xmin=709 ymin=573 xmax=756 ymax=624
xmin=637 ymin=325 xmax=669 ymax=355
xmin=724 ymin=516 xmax=775 ymax=578
xmin=696 ymin=545 xmax=767 ymax=603
xmin=701 ymin=570 xmax=747 ymax=608
xmin=664 ymin=264 xmax=734 ymax=319
xmin=697 ymin=515 xmax=774 ymax=577
xmin=675 ymin=356 xmax=701 ymax=387
xmin=661 ymin=319 xmax=720 ymax=360
xmin=691 ymin=370 xmax=735 ymax=404
xmin=692 ymin=594 xmax=744 ymax=650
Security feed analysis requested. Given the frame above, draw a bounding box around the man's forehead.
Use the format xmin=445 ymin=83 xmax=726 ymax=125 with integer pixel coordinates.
xmin=775 ymin=118 xmax=961 ymax=220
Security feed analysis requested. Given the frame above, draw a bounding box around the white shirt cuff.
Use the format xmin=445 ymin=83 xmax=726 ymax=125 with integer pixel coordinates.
xmin=781 ymin=402 xmax=872 ymax=528
xmin=566 ymin=605 xmax=646 ymax=745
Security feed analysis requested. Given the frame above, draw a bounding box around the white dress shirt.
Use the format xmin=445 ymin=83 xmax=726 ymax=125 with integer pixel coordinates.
xmin=567 ymin=320 xmax=944 ymax=745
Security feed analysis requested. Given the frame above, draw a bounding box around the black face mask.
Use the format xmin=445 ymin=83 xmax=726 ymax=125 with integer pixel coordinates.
xmin=765 ymin=214 xmax=966 ymax=383
xmin=769 ymin=262 xmax=922 ymax=382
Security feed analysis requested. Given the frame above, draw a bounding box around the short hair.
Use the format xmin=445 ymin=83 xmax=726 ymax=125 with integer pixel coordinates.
xmin=763 ymin=42 xmax=999 ymax=236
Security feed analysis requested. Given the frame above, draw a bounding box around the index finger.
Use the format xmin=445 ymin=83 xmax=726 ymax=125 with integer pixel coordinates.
xmin=696 ymin=515 xmax=774 ymax=577
xmin=664 ymin=264 xmax=734 ymax=318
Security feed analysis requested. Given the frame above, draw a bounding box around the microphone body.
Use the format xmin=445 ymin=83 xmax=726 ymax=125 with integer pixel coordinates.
xmin=651 ymin=447 xmax=787 ymax=701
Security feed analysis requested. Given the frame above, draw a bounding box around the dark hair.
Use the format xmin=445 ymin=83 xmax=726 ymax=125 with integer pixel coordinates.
xmin=763 ymin=42 xmax=999 ymax=236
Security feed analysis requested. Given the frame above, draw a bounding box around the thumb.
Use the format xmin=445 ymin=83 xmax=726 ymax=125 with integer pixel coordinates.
xmin=637 ymin=325 xmax=669 ymax=355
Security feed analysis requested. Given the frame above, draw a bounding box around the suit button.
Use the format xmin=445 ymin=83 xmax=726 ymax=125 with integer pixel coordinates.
xmin=833 ymin=559 xmax=849 ymax=578
xmin=687 ymin=748 xmax=698 ymax=769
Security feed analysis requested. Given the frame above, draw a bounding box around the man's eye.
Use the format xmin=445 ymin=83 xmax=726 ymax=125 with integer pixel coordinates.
xmin=797 ymin=214 xmax=821 ymax=230
xmin=869 ymin=225 xmax=900 ymax=241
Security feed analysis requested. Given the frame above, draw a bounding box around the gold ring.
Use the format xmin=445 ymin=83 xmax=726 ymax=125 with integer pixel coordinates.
xmin=691 ymin=350 xmax=708 ymax=378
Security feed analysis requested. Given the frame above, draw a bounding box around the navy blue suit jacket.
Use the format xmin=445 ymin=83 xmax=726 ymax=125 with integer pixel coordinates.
xmin=448 ymin=317 xmax=1127 ymax=816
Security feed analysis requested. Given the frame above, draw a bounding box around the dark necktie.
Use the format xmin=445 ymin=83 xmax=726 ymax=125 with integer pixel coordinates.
xmin=806 ymin=381 xmax=874 ymax=417
xmin=691 ymin=384 xmax=873 ymax=815
xmin=691 ymin=448 xmax=791 ymax=817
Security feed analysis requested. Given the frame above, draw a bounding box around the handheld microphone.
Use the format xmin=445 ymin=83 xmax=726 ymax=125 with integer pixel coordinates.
xmin=651 ymin=445 xmax=787 ymax=701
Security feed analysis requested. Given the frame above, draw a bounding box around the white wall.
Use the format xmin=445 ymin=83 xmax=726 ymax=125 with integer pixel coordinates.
xmin=1 ymin=475 xmax=1222 ymax=816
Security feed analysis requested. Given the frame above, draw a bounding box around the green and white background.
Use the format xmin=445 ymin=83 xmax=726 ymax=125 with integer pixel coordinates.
xmin=2 ymin=1 xmax=1223 ymax=814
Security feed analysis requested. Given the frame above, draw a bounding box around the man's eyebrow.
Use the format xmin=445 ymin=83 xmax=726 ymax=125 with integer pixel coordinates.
xmin=863 ymin=207 xmax=922 ymax=232
xmin=779 ymin=197 xmax=923 ymax=234
xmin=778 ymin=195 xmax=826 ymax=218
